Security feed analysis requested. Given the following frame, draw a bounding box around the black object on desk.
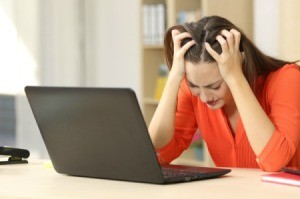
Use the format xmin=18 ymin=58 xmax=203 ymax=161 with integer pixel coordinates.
xmin=282 ymin=167 xmax=300 ymax=176
xmin=0 ymin=146 xmax=30 ymax=165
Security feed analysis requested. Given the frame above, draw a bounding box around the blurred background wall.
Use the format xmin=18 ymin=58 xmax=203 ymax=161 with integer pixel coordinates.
xmin=0 ymin=0 xmax=140 ymax=157
xmin=0 ymin=0 xmax=299 ymax=158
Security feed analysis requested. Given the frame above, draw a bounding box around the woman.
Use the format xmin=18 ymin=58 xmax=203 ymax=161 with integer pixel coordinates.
xmin=149 ymin=16 xmax=300 ymax=172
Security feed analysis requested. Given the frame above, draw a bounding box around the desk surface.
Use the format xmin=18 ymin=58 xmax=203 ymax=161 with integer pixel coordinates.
xmin=0 ymin=159 xmax=299 ymax=199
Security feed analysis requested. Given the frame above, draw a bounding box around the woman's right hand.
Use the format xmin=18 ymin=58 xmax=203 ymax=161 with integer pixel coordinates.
xmin=170 ymin=29 xmax=195 ymax=78
xmin=148 ymin=29 xmax=195 ymax=149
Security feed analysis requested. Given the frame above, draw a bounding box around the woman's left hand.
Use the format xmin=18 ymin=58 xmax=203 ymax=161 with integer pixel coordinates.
xmin=205 ymin=29 xmax=244 ymax=84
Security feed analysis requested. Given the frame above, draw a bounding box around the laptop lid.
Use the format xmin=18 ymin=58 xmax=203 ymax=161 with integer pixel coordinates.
xmin=25 ymin=86 xmax=230 ymax=184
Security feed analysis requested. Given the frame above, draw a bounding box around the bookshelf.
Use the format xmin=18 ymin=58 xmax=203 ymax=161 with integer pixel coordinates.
xmin=140 ymin=0 xmax=253 ymax=166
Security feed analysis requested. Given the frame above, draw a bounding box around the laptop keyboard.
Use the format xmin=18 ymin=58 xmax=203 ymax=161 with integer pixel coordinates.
xmin=162 ymin=167 xmax=204 ymax=178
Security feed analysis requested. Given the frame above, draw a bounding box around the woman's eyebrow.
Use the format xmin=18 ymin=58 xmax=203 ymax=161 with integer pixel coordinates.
xmin=187 ymin=79 xmax=222 ymax=88
xmin=203 ymin=80 xmax=223 ymax=88
xmin=187 ymin=80 xmax=199 ymax=88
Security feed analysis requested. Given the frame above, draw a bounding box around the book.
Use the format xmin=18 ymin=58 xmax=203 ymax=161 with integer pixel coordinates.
xmin=153 ymin=64 xmax=168 ymax=100
xmin=142 ymin=3 xmax=166 ymax=45
xmin=177 ymin=9 xmax=201 ymax=24
xmin=261 ymin=172 xmax=300 ymax=187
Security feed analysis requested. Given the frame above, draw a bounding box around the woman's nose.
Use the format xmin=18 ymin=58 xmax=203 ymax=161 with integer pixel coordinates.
xmin=199 ymin=90 xmax=213 ymax=103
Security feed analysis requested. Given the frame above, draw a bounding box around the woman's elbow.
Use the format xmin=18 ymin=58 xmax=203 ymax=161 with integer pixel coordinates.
xmin=259 ymin=163 xmax=282 ymax=172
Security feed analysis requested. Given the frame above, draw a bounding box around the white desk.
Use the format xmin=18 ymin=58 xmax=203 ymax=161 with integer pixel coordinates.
xmin=0 ymin=159 xmax=299 ymax=199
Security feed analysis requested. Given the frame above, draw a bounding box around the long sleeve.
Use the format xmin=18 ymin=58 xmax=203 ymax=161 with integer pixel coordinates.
xmin=156 ymin=79 xmax=197 ymax=164
xmin=257 ymin=64 xmax=300 ymax=171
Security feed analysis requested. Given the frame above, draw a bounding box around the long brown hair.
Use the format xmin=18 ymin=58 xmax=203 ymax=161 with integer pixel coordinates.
xmin=164 ymin=16 xmax=296 ymax=92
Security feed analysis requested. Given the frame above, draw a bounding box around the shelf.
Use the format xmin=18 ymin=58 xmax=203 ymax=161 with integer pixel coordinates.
xmin=143 ymin=98 xmax=159 ymax=105
xmin=143 ymin=44 xmax=164 ymax=49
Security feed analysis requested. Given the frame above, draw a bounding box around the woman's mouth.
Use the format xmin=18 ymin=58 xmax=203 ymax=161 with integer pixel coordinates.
xmin=207 ymin=99 xmax=219 ymax=106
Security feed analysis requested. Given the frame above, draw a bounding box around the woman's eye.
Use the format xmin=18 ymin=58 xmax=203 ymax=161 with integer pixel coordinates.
xmin=212 ymin=85 xmax=221 ymax=90
xmin=189 ymin=85 xmax=197 ymax=88
xmin=188 ymin=83 xmax=198 ymax=88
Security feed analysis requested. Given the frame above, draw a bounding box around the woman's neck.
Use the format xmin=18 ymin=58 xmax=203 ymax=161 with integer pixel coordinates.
xmin=223 ymin=101 xmax=238 ymax=118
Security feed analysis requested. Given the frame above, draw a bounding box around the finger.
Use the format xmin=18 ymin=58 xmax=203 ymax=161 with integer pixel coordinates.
xmin=230 ymin=29 xmax=241 ymax=50
xmin=221 ymin=29 xmax=234 ymax=50
xmin=178 ymin=40 xmax=196 ymax=55
xmin=216 ymin=35 xmax=229 ymax=54
xmin=172 ymin=31 xmax=192 ymax=51
xmin=174 ymin=32 xmax=192 ymax=41
xmin=171 ymin=29 xmax=180 ymax=37
xmin=204 ymin=42 xmax=220 ymax=61
xmin=171 ymin=29 xmax=181 ymax=51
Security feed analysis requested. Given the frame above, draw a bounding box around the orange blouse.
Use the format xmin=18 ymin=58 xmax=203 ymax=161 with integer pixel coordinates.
xmin=156 ymin=64 xmax=300 ymax=171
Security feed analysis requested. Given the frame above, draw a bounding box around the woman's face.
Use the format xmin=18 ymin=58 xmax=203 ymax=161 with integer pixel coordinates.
xmin=185 ymin=61 xmax=233 ymax=110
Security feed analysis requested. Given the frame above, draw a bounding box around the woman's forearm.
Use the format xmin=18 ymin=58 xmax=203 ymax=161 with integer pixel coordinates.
xmin=149 ymin=29 xmax=195 ymax=149
xmin=148 ymin=72 xmax=183 ymax=149
xmin=227 ymin=75 xmax=275 ymax=156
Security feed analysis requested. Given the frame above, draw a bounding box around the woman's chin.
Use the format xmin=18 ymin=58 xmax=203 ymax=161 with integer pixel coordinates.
xmin=206 ymin=101 xmax=223 ymax=110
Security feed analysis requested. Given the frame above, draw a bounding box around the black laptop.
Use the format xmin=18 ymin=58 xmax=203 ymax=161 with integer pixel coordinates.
xmin=25 ymin=86 xmax=231 ymax=184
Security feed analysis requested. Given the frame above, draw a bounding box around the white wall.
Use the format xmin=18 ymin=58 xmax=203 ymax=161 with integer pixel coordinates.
xmin=254 ymin=0 xmax=300 ymax=61
xmin=86 ymin=0 xmax=141 ymax=97
xmin=0 ymin=0 xmax=141 ymax=158
xmin=254 ymin=0 xmax=280 ymax=57
xmin=0 ymin=0 xmax=40 ymax=94
xmin=39 ymin=0 xmax=84 ymax=86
